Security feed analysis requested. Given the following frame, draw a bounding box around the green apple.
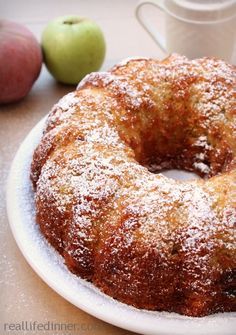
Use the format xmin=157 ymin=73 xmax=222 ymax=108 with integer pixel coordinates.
xmin=42 ymin=15 xmax=106 ymax=84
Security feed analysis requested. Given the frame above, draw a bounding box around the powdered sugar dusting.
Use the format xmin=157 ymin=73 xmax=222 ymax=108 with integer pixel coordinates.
xmin=193 ymin=136 xmax=212 ymax=151
xmin=193 ymin=162 xmax=211 ymax=174
xmin=113 ymin=56 xmax=150 ymax=68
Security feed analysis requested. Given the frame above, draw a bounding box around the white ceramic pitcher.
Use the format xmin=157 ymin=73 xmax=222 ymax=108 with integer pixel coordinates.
xmin=135 ymin=0 xmax=236 ymax=62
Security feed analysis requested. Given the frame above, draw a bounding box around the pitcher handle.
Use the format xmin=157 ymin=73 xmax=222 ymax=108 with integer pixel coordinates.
xmin=135 ymin=0 xmax=167 ymax=52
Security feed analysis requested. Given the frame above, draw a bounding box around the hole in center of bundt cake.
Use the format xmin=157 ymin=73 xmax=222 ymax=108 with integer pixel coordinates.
xmin=137 ymin=150 xmax=210 ymax=179
xmin=127 ymin=128 xmax=215 ymax=179
xmin=160 ymin=169 xmax=201 ymax=181
xmin=131 ymin=132 xmax=231 ymax=180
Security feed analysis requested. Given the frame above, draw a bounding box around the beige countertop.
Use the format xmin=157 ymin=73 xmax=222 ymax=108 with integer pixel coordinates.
xmin=0 ymin=1 xmax=235 ymax=335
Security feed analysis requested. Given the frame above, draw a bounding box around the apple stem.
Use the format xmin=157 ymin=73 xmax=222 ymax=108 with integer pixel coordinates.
xmin=63 ymin=18 xmax=84 ymax=25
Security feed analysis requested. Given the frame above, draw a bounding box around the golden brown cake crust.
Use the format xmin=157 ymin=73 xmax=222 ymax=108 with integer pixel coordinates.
xmin=31 ymin=54 xmax=236 ymax=317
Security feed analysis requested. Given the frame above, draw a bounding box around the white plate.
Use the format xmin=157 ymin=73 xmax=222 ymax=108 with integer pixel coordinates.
xmin=6 ymin=116 xmax=236 ymax=335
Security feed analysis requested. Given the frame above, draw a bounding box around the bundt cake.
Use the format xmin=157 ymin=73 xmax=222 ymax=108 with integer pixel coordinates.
xmin=31 ymin=54 xmax=236 ymax=317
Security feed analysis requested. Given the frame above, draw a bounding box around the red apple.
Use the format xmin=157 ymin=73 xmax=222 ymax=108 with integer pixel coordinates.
xmin=0 ymin=20 xmax=42 ymax=104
